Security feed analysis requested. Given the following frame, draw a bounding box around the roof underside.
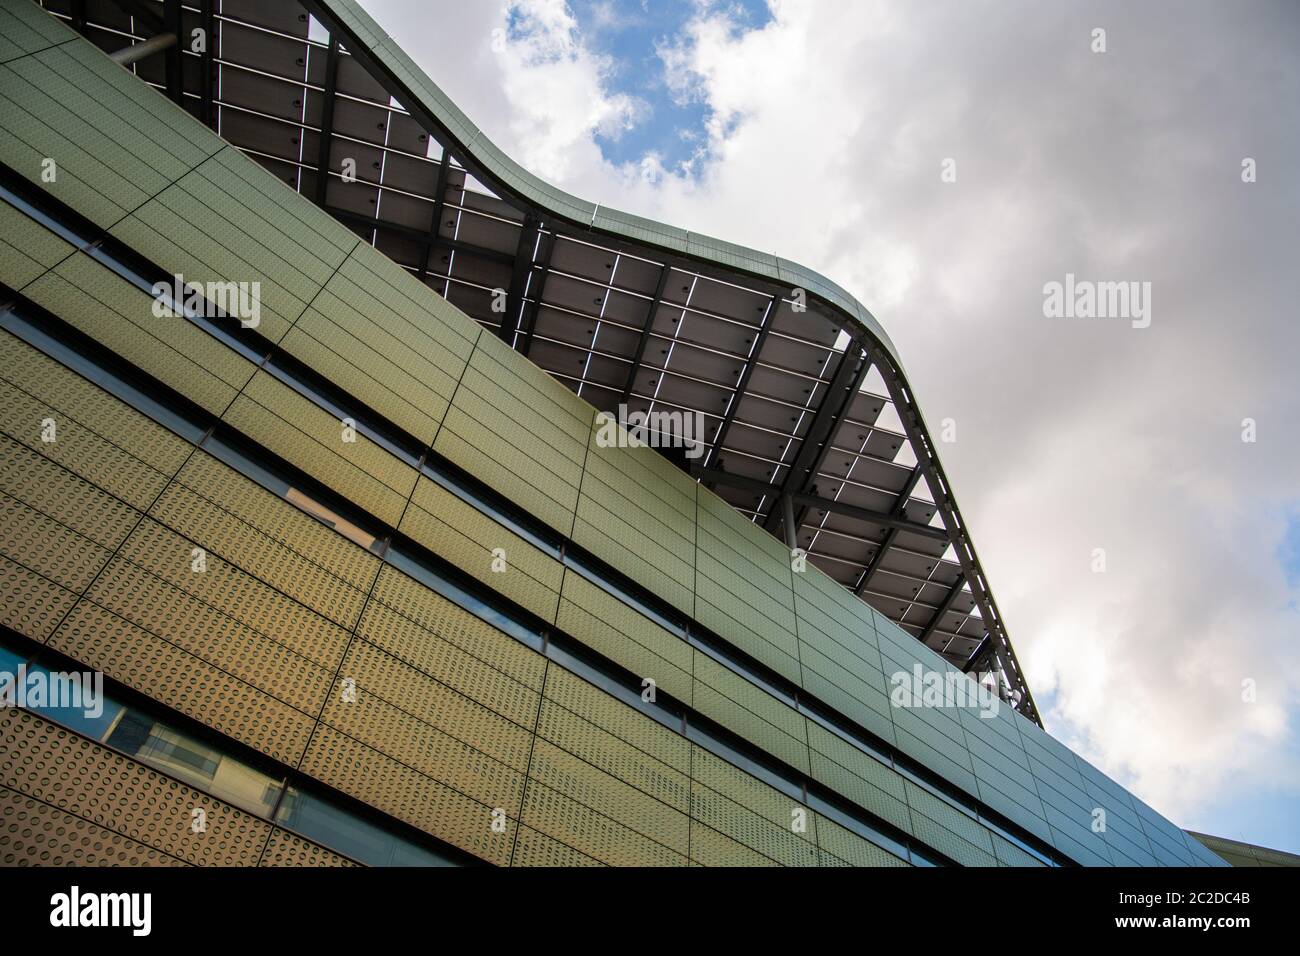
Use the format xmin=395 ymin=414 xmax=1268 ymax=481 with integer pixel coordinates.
xmin=35 ymin=0 xmax=1040 ymax=723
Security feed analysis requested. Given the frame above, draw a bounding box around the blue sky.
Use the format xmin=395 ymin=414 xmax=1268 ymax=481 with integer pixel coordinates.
xmin=506 ymin=0 xmax=771 ymax=171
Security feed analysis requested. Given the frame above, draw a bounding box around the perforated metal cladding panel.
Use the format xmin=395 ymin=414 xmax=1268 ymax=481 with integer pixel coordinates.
xmin=435 ymin=331 xmax=591 ymax=536
xmin=0 ymin=710 xmax=271 ymax=866
xmin=364 ymin=565 xmax=547 ymax=692
xmin=163 ymin=452 xmax=382 ymax=628
xmin=692 ymin=652 xmax=809 ymax=774
xmin=511 ymin=824 xmax=605 ymax=867
xmin=284 ymin=243 xmax=477 ymax=444
xmin=299 ymin=726 xmax=517 ymax=867
xmin=0 ymin=199 xmax=72 ymax=289
xmin=0 ymin=787 xmax=188 ymax=867
xmin=111 ymin=145 xmax=354 ymax=345
xmin=793 ymin=562 xmax=896 ymax=745
xmin=695 ymin=492 xmax=801 ymax=684
xmin=400 ymin=476 xmax=563 ymax=623
xmin=0 ymin=37 xmax=222 ymax=228
xmin=556 ymin=570 xmax=692 ymax=703
xmin=259 ymin=828 xmax=358 ymax=867
xmin=49 ymin=601 xmax=317 ymax=766
xmin=575 ymin=417 xmax=697 ymax=617
xmin=522 ymin=739 xmax=690 ymax=863
xmin=805 ymin=722 xmax=912 ymax=834
xmin=223 ymin=370 xmax=417 ymax=526
xmin=23 ymin=252 xmax=258 ymax=415
xmin=689 ymin=747 xmax=818 ymax=867
xmin=0 ymin=0 xmax=76 ymax=63
xmin=0 ymin=435 xmax=137 ymax=592
xmin=815 ymin=813 xmax=909 ymax=867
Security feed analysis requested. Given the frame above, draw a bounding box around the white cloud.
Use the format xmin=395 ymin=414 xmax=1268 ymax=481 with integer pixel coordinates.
xmin=359 ymin=0 xmax=1300 ymax=843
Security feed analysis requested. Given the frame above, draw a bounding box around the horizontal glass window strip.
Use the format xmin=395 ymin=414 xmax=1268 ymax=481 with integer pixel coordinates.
xmin=0 ymin=177 xmax=94 ymax=250
xmin=263 ymin=357 xmax=422 ymax=466
xmin=385 ymin=541 xmax=546 ymax=654
xmin=421 ymin=462 xmax=562 ymax=559
xmin=0 ymin=305 xmax=209 ymax=445
xmin=544 ymin=641 xmax=684 ymax=734
xmin=0 ymin=628 xmax=468 ymax=866
xmin=83 ymin=244 xmax=268 ymax=367
xmin=806 ymin=791 xmax=911 ymax=864
xmin=0 ymin=198 xmax=1073 ymax=869
xmin=563 ymin=550 xmax=685 ymax=637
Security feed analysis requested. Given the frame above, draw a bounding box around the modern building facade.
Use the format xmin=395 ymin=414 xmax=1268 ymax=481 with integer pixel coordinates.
xmin=0 ymin=0 xmax=1229 ymax=867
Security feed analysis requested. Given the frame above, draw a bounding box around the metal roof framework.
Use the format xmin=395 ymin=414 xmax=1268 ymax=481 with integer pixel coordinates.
xmin=38 ymin=0 xmax=1039 ymax=724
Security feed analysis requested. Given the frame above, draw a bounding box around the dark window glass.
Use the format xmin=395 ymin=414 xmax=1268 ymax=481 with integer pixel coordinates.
xmin=274 ymin=787 xmax=461 ymax=867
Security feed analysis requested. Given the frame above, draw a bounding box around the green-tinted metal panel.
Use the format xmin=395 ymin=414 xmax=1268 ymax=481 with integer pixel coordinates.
xmin=0 ymin=39 xmax=221 ymax=227
xmin=535 ymin=697 xmax=690 ymax=813
xmin=696 ymin=492 xmax=801 ymax=683
xmin=332 ymin=637 xmax=534 ymax=775
xmin=222 ymin=370 xmax=417 ymax=526
xmin=575 ymin=416 xmax=697 ymax=616
xmin=367 ymin=564 xmax=547 ymax=692
xmin=24 ymin=252 xmax=257 ymax=414
xmin=525 ymin=739 xmax=690 ymax=858
xmin=805 ymin=721 xmax=911 ymax=833
xmin=434 ymin=335 xmax=590 ymax=536
xmin=542 ymin=665 xmax=689 ymax=775
xmin=399 ymin=475 xmax=562 ymax=623
xmin=161 ymin=452 xmax=381 ymax=629
xmin=689 ymin=747 xmax=818 ymax=866
xmin=692 ymin=652 xmax=810 ymax=774
xmin=0 ymin=198 xmax=73 ymax=288
xmin=814 ymin=813 xmax=909 ymax=867
xmin=0 ymin=0 xmax=78 ymax=63
xmin=556 ymin=570 xmax=692 ymax=703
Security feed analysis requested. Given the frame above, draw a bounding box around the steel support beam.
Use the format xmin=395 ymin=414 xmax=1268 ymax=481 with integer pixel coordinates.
xmin=854 ymin=464 xmax=923 ymax=597
xmin=109 ymin=30 xmax=175 ymax=65
xmin=703 ymin=294 xmax=778 ymax=478
xmin=619 ymin=263 xmax=672 ymax=405
xmin=518 ymin=229 xmax=556 ymax=357
xmin=314 ymin=35 xmax=340 ymax=207
xmin=780 ymin=494 xmax=798 ymax=551
xmin=325 ymin=203 xmax=513 ymax=267
xmin=762 ymin=345 xmax=868 ymax=534
xmin=919 ymin=577 xmax=968 ymax=644
xmin=162 ymin=0 xmax=183 ymax=105
xmin=499 ymin=212 xmax=541 ymax=343
xmin=690 ymin=466 xmax=947 ymax=541
xmin=863 ymin=340 xmax=1038 ymax=724
xmin=417 ymin=156 xmax=454 ymax=281
xmin=198 ymin=0 xmax=215 ymax=129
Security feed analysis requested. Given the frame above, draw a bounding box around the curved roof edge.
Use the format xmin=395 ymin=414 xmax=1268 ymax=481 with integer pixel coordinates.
xmin=311 ymin=0 xmax=901 ymax=364
xmin=304 ymin=0 xmax=1039 ymax=724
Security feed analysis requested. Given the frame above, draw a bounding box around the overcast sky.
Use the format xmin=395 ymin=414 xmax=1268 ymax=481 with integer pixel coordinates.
xmin=355 ymin=0 xmax=1300 ymax=853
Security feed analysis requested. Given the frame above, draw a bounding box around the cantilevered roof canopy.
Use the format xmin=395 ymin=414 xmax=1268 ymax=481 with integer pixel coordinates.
xmin=35 ymin=0 xmax=1039 ymax=723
